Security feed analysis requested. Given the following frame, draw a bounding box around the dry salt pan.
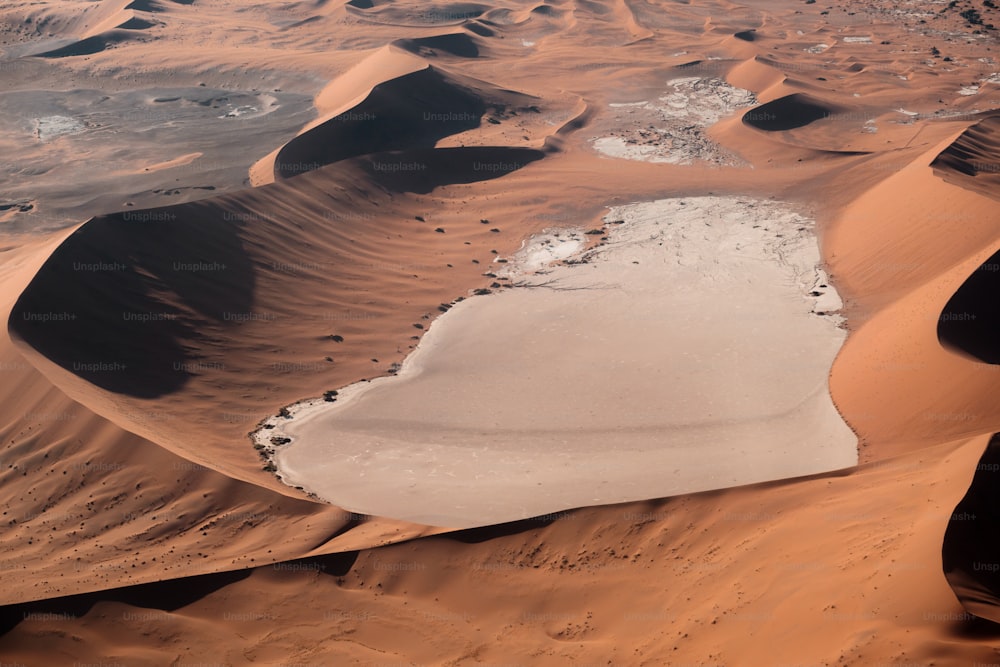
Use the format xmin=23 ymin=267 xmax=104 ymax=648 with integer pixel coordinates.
xmin=35 ymin=115 xmax=85 ymax=141
xmin=592 ymin=77 xmax=756 ymax=166
xmin=265 ymin=196 xmax=857 ymax=528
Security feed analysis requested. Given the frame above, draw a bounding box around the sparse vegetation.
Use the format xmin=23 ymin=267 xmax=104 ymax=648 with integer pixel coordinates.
xmin=961 ymin=8 xmax=984 ymax=24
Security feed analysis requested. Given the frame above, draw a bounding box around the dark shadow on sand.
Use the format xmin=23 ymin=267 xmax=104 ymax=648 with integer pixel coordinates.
xmin=943 ymin=433 xmax=1000 ymax=624
xmin=938 ymin=247 xmax=1000 ymax=364
xmin=10 ymin=201 xmax=256 ymax=398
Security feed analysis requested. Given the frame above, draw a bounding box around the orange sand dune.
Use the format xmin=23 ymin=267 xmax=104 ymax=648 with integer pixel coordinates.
xmin=0 ymin=238 xmax=440 ymax=606
xmin=827 ymin=131 xmax=1000 ymax=458
xmin=0 ymin=433 xmax=994 ymax=665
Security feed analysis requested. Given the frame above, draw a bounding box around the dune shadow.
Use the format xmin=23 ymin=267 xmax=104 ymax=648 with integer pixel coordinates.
xmin=931 ymin=113 xmax=1000 ymax=203
xmin=948 ymin=615 xmax=1000 ymax=639
xmin=0 ymin=568 xmax=251 ymax=638
xmin=119 ymin=17 xmax=159 ymax=30
xmin=943 ymin=433 xmax=1000 ymax=623
xmin=34 ymin=31 xmax=137 ymax=58
xmin=742 ymin=93 xmax=843 ymax=131
xmin=937 ymin=247 xmax=1000 ymax=364
xmin=394 ymin=33 xmax=481 ymax=57
xmin=274 ymin=67 xmax=493 ymax=179
xmin=444 ymin=515 xmax=564 ymax=544
xmin=314 ymin=551 xmax=361 ymax=577
xmin=127 ymin=0 xmax=194 ymax=9
xmin=9 ymin=202 xmax=256 ymax=398
xmin=359 ymin=146 xmax=544 ymax=194
xmin=465 ymin=21 xmax=496 ymax=36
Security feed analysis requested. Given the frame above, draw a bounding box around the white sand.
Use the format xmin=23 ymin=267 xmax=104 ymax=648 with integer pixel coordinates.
xmin=35 ymin=115 xmax=85 ymax=141
xmin=592 ymin=78 xmax=756 ymax=166
xmin=265 ymin=196 xmax=857 ymax=527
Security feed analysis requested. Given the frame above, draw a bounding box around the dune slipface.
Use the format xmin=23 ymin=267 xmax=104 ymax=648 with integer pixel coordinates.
xmin=943 ymin=433 xmax=1000 ymax=623
xmin=938 ymin=247 xmax=1000 ymax=365
xmin=931 ymin=112 xmax=1000 ymax=203
xmin=742 ymin=93 xmax=846 ymax=132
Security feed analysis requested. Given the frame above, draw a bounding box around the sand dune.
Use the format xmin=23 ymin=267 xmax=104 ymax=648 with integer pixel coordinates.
xmin=0 ymin=238 xmax=440 ymax=606
xmin=1 ymin=0 xmax=1000 ymax=662
xmin=270 ymin=65 xmax=543 ymax=180
xmin=932 ymin=112 xmax=1000 ymax=202
xmin=827 ymin=131 xmax=1000 ymax=459
xmin=0 ymin=433 xmax=993 ymax=665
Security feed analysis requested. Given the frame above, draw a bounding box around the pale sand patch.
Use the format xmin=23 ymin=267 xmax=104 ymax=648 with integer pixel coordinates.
xmin=592 ymin=77 xmax=756 ymax=166
xmin=34 ymin=115 xmax=85 ymax=141
xmin=267 ymin=196 xmax=857 ymax=528
xmin=140 ymin=152 xmax=203 ymax=173
xmin=496 ymin=229 xmax=586 ymax=274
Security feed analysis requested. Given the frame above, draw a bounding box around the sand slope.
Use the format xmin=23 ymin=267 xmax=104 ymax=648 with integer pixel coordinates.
xmin=0 ymin=434 xmax=993 ymax=665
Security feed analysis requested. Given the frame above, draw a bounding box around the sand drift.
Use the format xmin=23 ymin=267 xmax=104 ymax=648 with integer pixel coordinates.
xmin=258 ymin=196 xmax=857 ymax=528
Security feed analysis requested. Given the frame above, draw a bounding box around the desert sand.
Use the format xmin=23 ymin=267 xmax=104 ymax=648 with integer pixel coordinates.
xmin=0 ymin=0 xmax=998 ymax=664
